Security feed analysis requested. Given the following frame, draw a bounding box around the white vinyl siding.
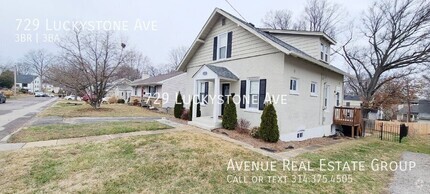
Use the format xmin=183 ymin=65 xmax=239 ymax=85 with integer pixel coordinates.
xmin=187 ymin=17 xmax=278 ymax=67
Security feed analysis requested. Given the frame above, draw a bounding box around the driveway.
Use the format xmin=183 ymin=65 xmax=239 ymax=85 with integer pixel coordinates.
xmin=0 ymin=96 xmax=57 ymax=141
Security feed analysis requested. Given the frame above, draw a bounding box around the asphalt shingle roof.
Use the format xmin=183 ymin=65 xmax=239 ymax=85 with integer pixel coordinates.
xmin=131 ymin=71 xmax=184 ymax=86
xmin=206 ymin=65 xmax=239 ymax=80
xmin=16 ymin=74 xmax=37 ymax=84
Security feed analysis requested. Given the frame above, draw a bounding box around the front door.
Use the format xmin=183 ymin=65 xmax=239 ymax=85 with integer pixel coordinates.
xmin=221 ymin=83 xmax=230 ymax=116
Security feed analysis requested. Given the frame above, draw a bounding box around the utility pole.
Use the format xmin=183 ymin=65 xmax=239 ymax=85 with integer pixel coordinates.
xmin=14 ymin=65 xmax=17 ymax=96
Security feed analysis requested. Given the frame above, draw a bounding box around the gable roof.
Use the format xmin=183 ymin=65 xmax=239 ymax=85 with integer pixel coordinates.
xmin=17 ymin=74 xmax=37 ymax=84
xmin=260 ymin=29 xmax=337 ymax=45
xmin=206 ymin=65 xmax=239 ymax=80
xmin=131 ymin=71 xmax=185 ymax=86
xmin=344 ymin=95 xmax=361 ymax=101
xmin=177 ymin=8 xmax=346 ymax=76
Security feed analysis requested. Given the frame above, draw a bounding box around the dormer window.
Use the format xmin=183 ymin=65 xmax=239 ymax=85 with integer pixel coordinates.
xmin=217 ymin=33 xmax=228 ymax=60
xmin=320 ymin=43 xmax=329 ymax=62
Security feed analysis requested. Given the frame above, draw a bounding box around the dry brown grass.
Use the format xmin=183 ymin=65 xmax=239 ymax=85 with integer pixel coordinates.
xmin=38 ymin=100 xmax=169 ymax=118
xmin=0 ymin=132 xmax=428 ymax=193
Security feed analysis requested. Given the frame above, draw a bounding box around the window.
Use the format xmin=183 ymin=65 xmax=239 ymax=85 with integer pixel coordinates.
xmin=248 ymin=80 xmax=259 ymax=109
xmin=199 ymin=82 xmax=206 ymax=104
xmin=346 ymin=102 xmax=351 ymax=107
xmin=22 ymin=83 xmax=28 ymax=87
xmin=297 ymin=130 xmax=304 ymax=138
xmin=324 ymin=84 xmax=330 ymax=109
xmin=217 ymin=33 xmax=227 ymax=60
xmin=289 ymin=78 xmax=298 ymax=94
xmin=310 ymin=82 xmax=317 ymax=96
xmin=148 ymin=86 xmax=156 ymax=97
xmin=221 ymin=18 xmax=226 ymax=26
xmin=336 ymin=92 xmax=340 ymax=106
xmin=321 ymin=43 xmax=329 ymax=62
xmin=134 ymin=88 xmax=137 ymax=95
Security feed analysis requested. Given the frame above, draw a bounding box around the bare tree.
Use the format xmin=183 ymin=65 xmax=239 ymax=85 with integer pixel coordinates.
xmin=111 ymin=51 xmax=151 ymax=80
xmin=297 ymin=0 xmax=343 ymax=37
xmin=23 ymin=49 xmax=52 ymax=90
xmin=15 ymin=61 xmax=32 ymax=75
xmin=166 ymin=46 xmax=188 ymax=72
xmin=262 ymin=10 xmax=294 ymax=30
xmin=339 ymin=0 xmax=430 ymax=108
xmin=51 ymin=30 xmax=127 ymax=108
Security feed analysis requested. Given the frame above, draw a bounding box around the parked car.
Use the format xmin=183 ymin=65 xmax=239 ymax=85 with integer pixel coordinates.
xmin=64 ymin=95 xmax=81 ymax=101
xmin=0 ymin=93 xmax=6 ymax=104
xmin=35 ymin=92 xmax=46 ymax=97
xmin=48 ymin=94 xmax=55 ymax=97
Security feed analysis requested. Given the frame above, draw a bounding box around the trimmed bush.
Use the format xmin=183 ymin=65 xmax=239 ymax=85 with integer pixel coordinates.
xmin=117 ymin=99 xmax=125 ymax=104
xmin=174 ymin=92 xmax=184 ymax=119
xmin=222 ymin=97 xmax=237 ymax=130
xmin=259 ymin=101 xmax=279 ymax=142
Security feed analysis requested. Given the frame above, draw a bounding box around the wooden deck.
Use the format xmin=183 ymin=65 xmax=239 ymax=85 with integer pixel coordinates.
xmin=333 ymin=107 xmax=363 ymax=137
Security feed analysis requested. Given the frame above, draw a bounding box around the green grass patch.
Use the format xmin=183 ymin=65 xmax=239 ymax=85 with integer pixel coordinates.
xmin=8 ymin=121 xmax=171 ymax=143
xmin=0 ymin=132 xmax=428 ymax=193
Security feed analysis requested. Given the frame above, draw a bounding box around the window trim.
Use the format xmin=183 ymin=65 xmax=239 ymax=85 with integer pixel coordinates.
xmin=217 ymin=33 xmax=228 ymax=60
xmin=199 ymin=82 xmax=207 ymax=105
xmin=310 ymin=81 xmax=318 ymax=97
xmin=246 ymin=78 xmax=260 ymax=110
xmin=289 ymin=78 xmax=299 ymax=95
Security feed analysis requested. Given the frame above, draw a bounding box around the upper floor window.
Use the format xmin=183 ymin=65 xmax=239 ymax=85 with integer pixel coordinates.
xmin=217 ymin=33 xmax=228 ymax=60
xmin=290 ymin=78 xmax=299 ymax=94
xmin=320 ymin=43 xmax=329 ymax=62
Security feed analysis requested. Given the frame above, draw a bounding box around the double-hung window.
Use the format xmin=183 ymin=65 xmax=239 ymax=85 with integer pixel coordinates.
xmin=217 ymin=33 xmax=227 ymax=60
xmin=290 ymin=78 xmax=299 ymax=94
xmin=310 ymin=82 xmax=317 ymax=96
xmin=324 ymin=84 xmax=330 ymax=109
xmin=248 ymin=80 xmax=259 ymax=109
xmin=199 ymin=82 xmax=206 ymax=104
xmin=321 ymin=43 xmax=330 ymax=62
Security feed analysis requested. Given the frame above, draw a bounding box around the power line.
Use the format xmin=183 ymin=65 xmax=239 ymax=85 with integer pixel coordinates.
xmin=224 ymin=0 xmax=247 ymax=22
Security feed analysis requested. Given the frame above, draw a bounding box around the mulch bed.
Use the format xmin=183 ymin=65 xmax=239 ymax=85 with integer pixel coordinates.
xmin=212 ymin=128 xmax=351 ymax=152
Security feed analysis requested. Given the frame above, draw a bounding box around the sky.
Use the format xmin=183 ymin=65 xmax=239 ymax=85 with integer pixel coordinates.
xmin=0 ymin=0 xmax=374 ymax=70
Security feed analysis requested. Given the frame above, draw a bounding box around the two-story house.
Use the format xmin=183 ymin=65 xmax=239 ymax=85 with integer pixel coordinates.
xmin=177 ymin=8 xmax=346 ymax=141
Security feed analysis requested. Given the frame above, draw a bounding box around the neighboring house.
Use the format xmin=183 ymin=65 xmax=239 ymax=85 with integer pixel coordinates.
xmin=16 ymin=74 xmax=40 ymax=93
xmin=131 ymin=71 xmax=187 ymax=108
xmin=343 ymin=95 xmax=362 ymax=107
xmin=177 ymin=8 xmax=345 ymax=141
xmin=397 ymin=100 xmax=430 ymax=122
xmin=105 ymin=78 xmax=133 ymax=101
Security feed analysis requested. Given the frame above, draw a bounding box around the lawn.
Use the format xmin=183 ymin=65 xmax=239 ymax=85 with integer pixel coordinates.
xmin=8 ymin=121 xmax=172 ymax=143
xmin=0 ymin=132 xmax=428 ymax=193
xmin=39 ymin=100 xmax=168 ymax=118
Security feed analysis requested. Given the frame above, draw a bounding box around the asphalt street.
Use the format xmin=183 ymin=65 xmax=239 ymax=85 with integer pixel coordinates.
xmin=0 ymin=96 xmax=57 ymax=142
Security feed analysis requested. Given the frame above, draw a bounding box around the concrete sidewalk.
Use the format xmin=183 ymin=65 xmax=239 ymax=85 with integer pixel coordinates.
xmin=0 ymin=119 xmax=187 ymax=152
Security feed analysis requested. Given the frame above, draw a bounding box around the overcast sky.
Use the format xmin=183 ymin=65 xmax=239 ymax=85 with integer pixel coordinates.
xmin=0 ymin=0 xmax=374 ymax=70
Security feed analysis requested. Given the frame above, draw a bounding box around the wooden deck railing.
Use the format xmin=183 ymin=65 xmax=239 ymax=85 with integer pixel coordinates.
xmin=333 ymin=107 xmax=362 ymax=126
xmin=333 ymin=107 xmax=363 ymax=137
